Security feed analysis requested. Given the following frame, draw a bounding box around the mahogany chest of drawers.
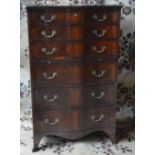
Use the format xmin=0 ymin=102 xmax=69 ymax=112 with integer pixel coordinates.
xmin=27 ymin=5 xmax=122 ymax=152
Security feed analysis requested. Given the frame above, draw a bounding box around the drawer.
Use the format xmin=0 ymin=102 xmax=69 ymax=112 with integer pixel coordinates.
xmin=30 ymin=25 xmax=120 ymax=41
xmin=88 ymin=11 xmax=120 ymax=23
xmin=33 ymin=87 xmax=68 ymax=110
xmin=35 ymin=106 xmax=115 ymax=133
xmin=79 ymin=106 xmax=115 ymax=130
xmin=29 ymin=11 xmax=120 ymax=26
xmin=31 ymin=63 xmax=117 ymax=85
xmin=31 ymin=40 xmax=119 ymax=60
xmin=30 ymin=11 xmax=84 ymax=25
xmin=32 ymin=64 xmax=65 ymax=84
xmin=31 ymin=41 xmax=66 ymax=60
xmin=88 ymin=25 xmax=120 ymax=40
xmin=69 ymin=84 xmax=115 ymax=108
xmin=89 ymin=40 xmax=119 ymax=59
xmin=33 ymin=84 xmax=115 ymax=110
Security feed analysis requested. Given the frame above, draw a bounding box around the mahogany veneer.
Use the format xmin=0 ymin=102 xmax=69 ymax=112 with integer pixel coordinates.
xmin=27 ymin=5 xmax=122 ymax=152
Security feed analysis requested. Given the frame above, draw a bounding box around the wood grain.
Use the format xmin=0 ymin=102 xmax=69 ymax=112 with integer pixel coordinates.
xmin=27 ymin=5 xmax=122 ymax=151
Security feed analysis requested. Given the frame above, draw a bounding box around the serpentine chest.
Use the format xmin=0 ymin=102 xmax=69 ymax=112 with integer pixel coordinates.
xmin=27 ymin=5 xmax=122 ymax=152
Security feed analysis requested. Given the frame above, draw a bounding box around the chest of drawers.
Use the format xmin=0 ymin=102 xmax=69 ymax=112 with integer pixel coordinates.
xmin=27 ymin=5 xmax=122 ymax=152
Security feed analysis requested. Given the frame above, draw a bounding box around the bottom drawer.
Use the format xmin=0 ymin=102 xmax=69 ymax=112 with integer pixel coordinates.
xmin=34 ymin=106 xmax=115 ymax=133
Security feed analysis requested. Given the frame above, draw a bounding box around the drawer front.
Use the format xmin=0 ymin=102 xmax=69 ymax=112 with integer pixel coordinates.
xmin=79 ymin=106 xmax=115 ymax=130
xmin=30 ymin=25 xmax=120 ymax=41
xmin=88 ymin=25 xmax=120 ymax=40
xmin=31 ymin=63 xmax=117 ymax=85
xmin=65 ymin=84 xmax=115 ymax=108
xmin=88 ymin=11 xmax=120 ymax=23
xmin=89 ymin=40 xmax=119 ymax=59
xmin=33 ymin=87 xmax=68 ymax=110
xmin=31 ymin=41 xmax=66 ymax=60
xmin=31 ymin=40 xmax=119 ymax=60
xmin=30 ymin=12 xmax=84 ymax=25
xmin=29 ymin=11 xmax=120 ymax=26
xmin=30 ymin=12 xmax=65 ymax=25
xmin=35 ymin=106 xmax=115 ymax=133
xmin=32 ymin=64 xmax=65 ymax=84
xmin=34 ymin=84 xmax=115 ymax=110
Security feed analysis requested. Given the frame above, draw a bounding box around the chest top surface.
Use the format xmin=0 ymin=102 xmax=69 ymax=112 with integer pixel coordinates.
xmin=27 ymin=5 xmax=122 ymax=11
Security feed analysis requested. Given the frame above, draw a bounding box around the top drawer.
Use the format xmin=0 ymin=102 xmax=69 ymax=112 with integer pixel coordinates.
xmin=29 ymin=11 xmax=120 ymax=26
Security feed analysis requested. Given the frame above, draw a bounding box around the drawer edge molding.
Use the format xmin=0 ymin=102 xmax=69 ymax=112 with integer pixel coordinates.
xmin=31 ymin=58 xmax=119 ymax=65
xmin=35 ymin=104 xmax=116 ymax=112
xmin=32 ymin=81 xmax=117 ymax=88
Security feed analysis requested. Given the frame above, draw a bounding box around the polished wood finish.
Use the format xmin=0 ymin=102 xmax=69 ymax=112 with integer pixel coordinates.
xmin=30 ymin=25 xmax=120 ymax=41
xmin=27 ymin=5 xmax=122 ymax=152
xmin=35 ymin=106 xmax=115 ymax=133
xmin=32 ymin=62 xmax=117 ymax=85
xmin=30 ymin=11 xmax=120 ymax=26
xmin=31 ymin=40 xmax=119 ymax=61
xmin=34 ymin=84 xmax=115 ymax=110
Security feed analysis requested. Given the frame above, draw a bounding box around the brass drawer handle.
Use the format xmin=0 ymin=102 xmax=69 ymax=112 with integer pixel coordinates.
xmin=91 ymin=91 xmax=105 ymax=99
xmin=93 ymin=29 xmax=107 ymax=37
xmin=92 ymin=70 xmax=106 ymax=78
xmin=42 ymin=47 xmax=57 ymax=55
xmin=44 ymin=118 xmax=59 ymax=125
xmin=41 ymin=30 xmax=57 ymax=38
xmin=40 ymin=15 xmax=56 ymax=23
xmin=92 ymin=46 xmax=107 ymax=54
xmin=43 ymin=94 xmax=58 ymax=103
xmin=42 ymin=72 xmax=58 ymax=80
xmin=91 ymin=114 xmax=104 ymax=122
xmin=93 ymin=14 xmax=107 ymax=22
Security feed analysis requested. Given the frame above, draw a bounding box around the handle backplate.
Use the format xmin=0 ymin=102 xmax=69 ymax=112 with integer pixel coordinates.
xmin=92 ymin=70 xmax=106 ymax=78
xmin=91 ymin=114 xmax=104 ymax=122
xmin=44 ymin=118 xmax=59 ymax=125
